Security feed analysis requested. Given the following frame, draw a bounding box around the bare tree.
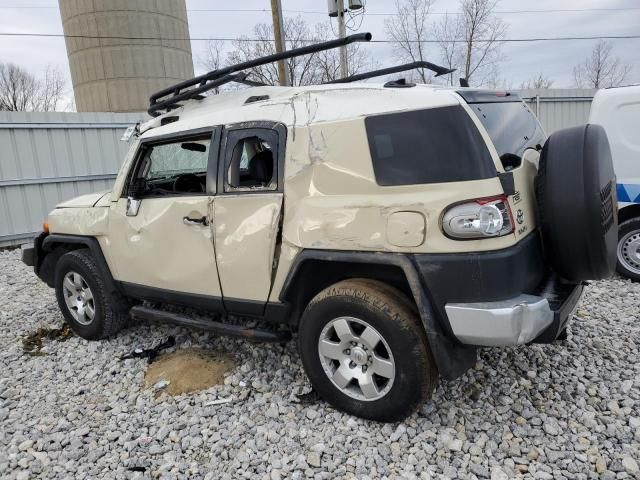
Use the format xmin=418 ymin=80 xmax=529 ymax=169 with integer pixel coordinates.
xmin=226 ymin=17 xmax=375 ymax=86
xmin=199 ymin=40 xmax=225 ymax=72
xmin=199 ymin=40 xmax=226 ymax=93
xmin=0 ymin=63 xmax=65 ymax=111
xmin=435 ymin=11 xmax=463 ymax=86
xmin=451 ymin=0 xmax=507 ymax=86
xmin=385 ymin=0 xmax=437 ymax=83
xmin=228 ymin=17 xmax=320 ymax=86
xmin=39 ymin=66 xmax=65 ymax=111
xmin=520 ymin=73 xmax=554 ymax=89
xmin=573 ymin=40 xmax=632 ymax=88
xmin=386 ymin=0 xmax=506 ymax=86
xmin=311 ymin=23 xmax=378 ymax=83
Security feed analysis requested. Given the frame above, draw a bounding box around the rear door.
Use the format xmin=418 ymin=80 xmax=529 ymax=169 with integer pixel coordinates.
xmin=462 ymin=94 xmax=547 ymax=240
xmin=213 ymin=123 xmax=285 ymax=315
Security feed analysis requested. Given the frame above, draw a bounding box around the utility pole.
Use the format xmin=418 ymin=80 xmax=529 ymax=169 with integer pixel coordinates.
xmin=336 ymin=0 xmax=348 ymax=78
xmin=270 ymin=0 xmax=290 ymax=86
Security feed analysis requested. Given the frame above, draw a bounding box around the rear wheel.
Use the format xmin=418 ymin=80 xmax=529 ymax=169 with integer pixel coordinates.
xmin=298 ymin=279 xmax=437 ymax=422
xmin=616 ymin=218 xmax=640 ymax=281
xmin=55 ymin=249 xmax=129 ymax=340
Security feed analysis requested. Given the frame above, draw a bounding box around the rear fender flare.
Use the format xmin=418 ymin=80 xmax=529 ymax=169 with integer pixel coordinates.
xmin=280 ymin=250 xmax=477 ymax=380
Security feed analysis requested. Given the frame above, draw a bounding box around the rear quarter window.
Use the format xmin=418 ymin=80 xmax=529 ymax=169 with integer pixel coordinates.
xmin=365 ymin=106 xmax=496 ymax=186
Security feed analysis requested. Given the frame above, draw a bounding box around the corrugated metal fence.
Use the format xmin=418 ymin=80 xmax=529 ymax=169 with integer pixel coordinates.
xmin=0 ymin=112 xmax=143 ymax=247
xmin=0 ymin=89 xmax=598 ymax=247
xmin=517 ymin=88 xmax=597 ymax=134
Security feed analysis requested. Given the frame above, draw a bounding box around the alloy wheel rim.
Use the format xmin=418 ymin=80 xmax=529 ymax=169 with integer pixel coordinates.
xmin=618 ymin=230 xmax=640 ymax=275
xmin=318 ymin=316 xmax=395 ymax=402
xmin=62 ymin=271 xmax=95 ymax=325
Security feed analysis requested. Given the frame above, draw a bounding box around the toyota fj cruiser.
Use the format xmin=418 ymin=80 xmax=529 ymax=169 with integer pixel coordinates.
xmin=22 ymin=34 xmax=617 ymax=421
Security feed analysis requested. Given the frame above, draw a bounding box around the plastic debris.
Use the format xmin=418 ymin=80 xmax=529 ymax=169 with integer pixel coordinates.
xmin=153 ymin=379 xmax=171 ymax=391
xmin=120 ymin=336 xmax=176 ymax=363
xmin=204 ymin=396 xmax=234 ymax=406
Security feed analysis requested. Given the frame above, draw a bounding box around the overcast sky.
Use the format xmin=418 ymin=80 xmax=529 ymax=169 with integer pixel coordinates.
xmin=0 ymin=0 xmax=638 ymax=104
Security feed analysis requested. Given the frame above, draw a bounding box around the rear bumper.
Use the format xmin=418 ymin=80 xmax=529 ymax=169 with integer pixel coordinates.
xmin=413 ymin=233 xmax=583 ymax=347
xmin=445 ymin=282 xmax=583 ymax=346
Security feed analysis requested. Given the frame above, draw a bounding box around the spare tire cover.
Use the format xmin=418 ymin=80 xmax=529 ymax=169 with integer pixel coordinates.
xmin=535 ymin=124 xmax=617 ymax=281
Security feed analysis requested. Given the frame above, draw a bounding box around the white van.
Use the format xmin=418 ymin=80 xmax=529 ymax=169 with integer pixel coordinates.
xmin=590 ymin=85 xmax=640 ymax=281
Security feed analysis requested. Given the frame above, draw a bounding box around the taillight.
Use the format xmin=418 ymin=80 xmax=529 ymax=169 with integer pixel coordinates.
xmin=442 ymin=196 xmax=513 ymax=239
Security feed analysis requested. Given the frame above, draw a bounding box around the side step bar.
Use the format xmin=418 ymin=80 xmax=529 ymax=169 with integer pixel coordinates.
xmin=130 ymin=305 xmax=291 ymax=343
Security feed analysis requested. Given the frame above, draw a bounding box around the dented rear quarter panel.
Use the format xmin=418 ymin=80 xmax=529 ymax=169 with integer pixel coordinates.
xmin=280 ymin=114 xmax=534 ymax=255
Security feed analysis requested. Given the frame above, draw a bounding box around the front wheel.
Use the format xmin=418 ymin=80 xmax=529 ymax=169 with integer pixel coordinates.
xmin=54 ymin=249 xmax=129 ymax=340
xmin=617 ymin=218 xmax=640 ymax=281
xmin=298 ymin=279 xmax=438 ymax=422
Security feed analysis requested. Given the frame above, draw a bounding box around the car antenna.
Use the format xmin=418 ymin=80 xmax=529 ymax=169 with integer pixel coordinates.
xmin=324 ymin=61 xmax=455 ymax=84
xmin=148 ymin=32 xmax=373 ymax=116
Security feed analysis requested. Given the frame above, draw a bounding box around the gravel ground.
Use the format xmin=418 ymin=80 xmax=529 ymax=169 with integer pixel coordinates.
xmin=1 ymin=248 xmax=639 ymax=480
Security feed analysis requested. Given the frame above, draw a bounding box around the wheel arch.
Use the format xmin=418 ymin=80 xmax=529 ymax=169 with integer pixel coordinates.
xmin=279 ymin=250 xmax=477 ymax=380
xmin=618 ymin=203 xmax=640 ymax=224
xmin=41 ymin=235 xmax=118 ymax=296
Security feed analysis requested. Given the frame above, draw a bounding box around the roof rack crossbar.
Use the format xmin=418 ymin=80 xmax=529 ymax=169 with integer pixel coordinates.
xmin=148 ymin=32 xmax=372 ymax=116
xmin=148 ymin=73 xmax=250 ymax=116
xmin=234 ymin=77 xmax=268 ymax=87
xmin=324 ymin=61 xmax=455 ymax=84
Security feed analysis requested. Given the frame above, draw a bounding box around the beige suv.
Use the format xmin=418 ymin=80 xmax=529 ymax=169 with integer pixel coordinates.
xmin=22 ymin=34 xmax=618 ymax=422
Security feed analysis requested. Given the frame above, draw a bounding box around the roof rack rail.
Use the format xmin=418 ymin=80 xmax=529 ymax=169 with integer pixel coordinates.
xmin=324 ymin=61 xmax=455 ymax=84
xmin=148 ymin=32 xmax=373 ymax=116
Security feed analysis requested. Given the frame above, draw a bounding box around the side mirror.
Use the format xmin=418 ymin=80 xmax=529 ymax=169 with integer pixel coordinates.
xmin=126 ymin=197 xmax=142 ymax=217
xmin=125 ymin=178 xmax=146 ymax=217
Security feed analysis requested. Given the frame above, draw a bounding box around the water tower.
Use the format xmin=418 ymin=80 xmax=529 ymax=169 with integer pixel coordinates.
xmin=59 ymin=0 xmax=194 ymax=113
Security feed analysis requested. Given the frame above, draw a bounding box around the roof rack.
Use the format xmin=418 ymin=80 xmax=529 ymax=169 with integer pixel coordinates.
xmin=325 ymin=61 xmax=455 ymax=84
xmin=148 ymin=32 xmax=373 ymax=116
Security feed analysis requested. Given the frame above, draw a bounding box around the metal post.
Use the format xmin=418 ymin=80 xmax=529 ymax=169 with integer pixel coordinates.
xmin=536 ymin=94 xmax=540 ymax=117
xmin=270 ymin=0 xmax=289 ymax=86
xmin=336 ymin=0 xmax=348 ymax=78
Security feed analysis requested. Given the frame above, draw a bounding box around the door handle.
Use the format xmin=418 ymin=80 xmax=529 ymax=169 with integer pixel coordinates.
xmin=183 ymin=216 xmax=209 ymax=226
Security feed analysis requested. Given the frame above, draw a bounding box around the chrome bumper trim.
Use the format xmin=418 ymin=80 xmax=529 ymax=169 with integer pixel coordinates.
xmin=445 ymin=294 xmax=554 ymax=346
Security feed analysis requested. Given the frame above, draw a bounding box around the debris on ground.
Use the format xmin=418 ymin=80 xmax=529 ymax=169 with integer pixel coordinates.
xmin=292 ymin=386 xmax=320 ymax=404
xmin=144 ymin=348 xmax=235 ymax=396
xmin=204 ymin=396 xmax=234 ymax=406
xmin=120 ymin=336 xmax=176 ymax=363
xmin=22 ymin=324 xmax=73 ymax=356
xmin=153 ymin=379 xmax=170 ymax=391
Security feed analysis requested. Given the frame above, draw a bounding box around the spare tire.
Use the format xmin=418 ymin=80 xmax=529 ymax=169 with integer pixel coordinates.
xmin=535 ymin=124 xmax=617 ymax=281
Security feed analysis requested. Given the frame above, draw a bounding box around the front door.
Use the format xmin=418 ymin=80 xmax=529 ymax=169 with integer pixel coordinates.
xmin=213 ymin=124 xmax=285 ymax=314
xmin=107 ymin=128 xmax=223 ymax=301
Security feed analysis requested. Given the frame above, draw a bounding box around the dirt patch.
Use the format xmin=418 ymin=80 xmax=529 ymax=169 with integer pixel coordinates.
xmin=22 ymin=324 xmax=73 ymax=356
xmin=144 ymin=348 xmax=235 ymax=396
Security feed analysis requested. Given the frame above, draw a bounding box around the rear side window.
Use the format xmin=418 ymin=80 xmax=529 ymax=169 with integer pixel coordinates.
xmin=469 ymin=101 xmax=545 ymax=161
xmin=365 ymin=106 xmax=495 ymax=186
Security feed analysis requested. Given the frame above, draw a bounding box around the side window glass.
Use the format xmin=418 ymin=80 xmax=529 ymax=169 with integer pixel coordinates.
xmin=225 ymin=133 xmax=277 ymax=192
xmin=135 ymin=136 xmax=210 ymax=195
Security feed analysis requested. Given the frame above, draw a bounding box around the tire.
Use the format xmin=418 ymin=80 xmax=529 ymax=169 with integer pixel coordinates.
xmin=54 ymin=249 xmax=129 ymax=340
xmin=298 ymin=279 xmax=438 ymax=422
xmin=616 ymin=217 xmax=640 ymax=281
xmin=535 ymin=124 xmax=617 ymax=281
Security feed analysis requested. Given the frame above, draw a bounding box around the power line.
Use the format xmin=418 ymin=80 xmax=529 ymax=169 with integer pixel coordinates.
xmin=1 ymin=32 xmax=639 ymax=43
xmin=0 ymin=5 xmax=639 ymax=15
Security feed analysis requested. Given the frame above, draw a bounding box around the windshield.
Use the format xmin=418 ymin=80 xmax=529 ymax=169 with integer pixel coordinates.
xmin=469 ymin=101 xmax=546 ymax=164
